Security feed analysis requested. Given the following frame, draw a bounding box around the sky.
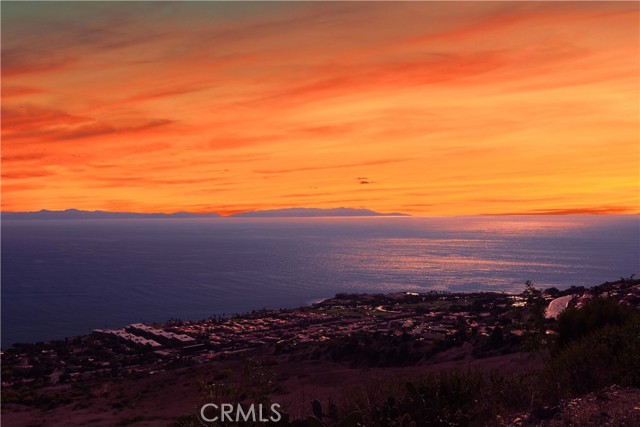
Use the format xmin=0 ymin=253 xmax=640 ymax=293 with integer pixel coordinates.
xmin=2 ymin=1 xmax=639 ymax=216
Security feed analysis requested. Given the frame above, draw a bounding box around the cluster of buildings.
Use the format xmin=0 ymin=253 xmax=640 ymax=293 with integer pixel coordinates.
xmin=128 ymin=323 xmax=196 ymax=346
xmin=92 ymin=328 xmax=162 ymax=348
xmin=3 ymin=279 xmax=639 ymax=387
xmin=164 ymin=279 xmax=640 ymax=356
xmin=164 ymin=292 xmax=517 ymax=354
xmin=92 ymin=323 xmax=196 ymax=349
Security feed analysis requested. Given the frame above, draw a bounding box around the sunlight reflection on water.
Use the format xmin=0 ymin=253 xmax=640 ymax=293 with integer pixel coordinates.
xmin=1 ymin=215 xmax=638 ymax=345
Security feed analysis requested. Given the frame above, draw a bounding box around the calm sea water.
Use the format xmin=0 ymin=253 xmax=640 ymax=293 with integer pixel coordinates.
xmin=2 ymin=215 xmax=639 ymax=347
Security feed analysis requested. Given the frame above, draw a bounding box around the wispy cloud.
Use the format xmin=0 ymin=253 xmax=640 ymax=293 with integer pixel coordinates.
xmin=255 ymin=159 xmax=406 ymax=175
xmin=492 ymin=206 xmax=638 ymax=216
xmin=1 ymin=1 xmax=637 ymax=214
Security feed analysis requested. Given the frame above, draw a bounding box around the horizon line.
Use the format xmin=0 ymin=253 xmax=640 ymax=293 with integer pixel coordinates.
xmin=2 ymin=207 xmax=639 ymax=218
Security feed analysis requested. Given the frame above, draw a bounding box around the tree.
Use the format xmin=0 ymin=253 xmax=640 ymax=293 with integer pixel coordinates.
xmin=523 ymin=280 xmax=546 ymax=333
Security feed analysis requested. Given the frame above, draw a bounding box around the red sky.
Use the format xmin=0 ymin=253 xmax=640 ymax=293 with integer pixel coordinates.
xmin=2 ymin=2 xmax=638 ymax=215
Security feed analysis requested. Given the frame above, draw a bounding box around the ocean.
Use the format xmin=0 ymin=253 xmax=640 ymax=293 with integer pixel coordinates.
xmin=1 ymin=215 xmax=638 ymax=347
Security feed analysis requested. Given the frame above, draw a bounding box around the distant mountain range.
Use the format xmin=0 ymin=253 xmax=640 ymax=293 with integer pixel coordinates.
xmin=2 ymin=208 xmax=409 ymax=220
xmin=1 ymin=209 xmax=221 ymax=220
xmin=230 ymin=208 xmax=409 ymax=217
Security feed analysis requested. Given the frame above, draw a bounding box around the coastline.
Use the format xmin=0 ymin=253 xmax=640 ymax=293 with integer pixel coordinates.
xmin=4 ymin=277 xmax=639 ymax=351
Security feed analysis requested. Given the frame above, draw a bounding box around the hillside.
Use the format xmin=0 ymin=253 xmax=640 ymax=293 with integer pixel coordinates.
xmin=1 ymin=209 xmax=220 ymax=220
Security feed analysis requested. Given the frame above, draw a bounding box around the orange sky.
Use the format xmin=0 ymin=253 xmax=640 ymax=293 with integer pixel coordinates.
xmin=2 ymin=2 xmax=638 ymax=216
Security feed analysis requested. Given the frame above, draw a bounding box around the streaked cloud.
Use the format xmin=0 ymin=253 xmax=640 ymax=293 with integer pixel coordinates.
xmin=1 ymin=1 xmax=638 ymax=215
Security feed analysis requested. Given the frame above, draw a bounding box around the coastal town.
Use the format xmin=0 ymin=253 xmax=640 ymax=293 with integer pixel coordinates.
xmin=3 ymin=278 xmax=639 ymax=390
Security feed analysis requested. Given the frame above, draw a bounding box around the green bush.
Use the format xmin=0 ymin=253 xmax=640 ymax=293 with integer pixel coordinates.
xmin=549 ymin=318 xmax=640 ymax=395
xmin=341 ymin=369 xmax=541 ymax=427
xmin=556 ymin=298 xmax=636 ymax=348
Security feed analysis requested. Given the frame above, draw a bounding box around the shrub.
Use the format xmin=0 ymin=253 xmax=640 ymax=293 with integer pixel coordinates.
xmin=549 ymin=318 xmax=640 ymax=395
xmin=555 ymin=298 xmax=636 ymax=348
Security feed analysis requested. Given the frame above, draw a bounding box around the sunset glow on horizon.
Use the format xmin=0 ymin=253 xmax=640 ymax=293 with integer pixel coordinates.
xmin=2 ymin=1 xmax=639 ymax=216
